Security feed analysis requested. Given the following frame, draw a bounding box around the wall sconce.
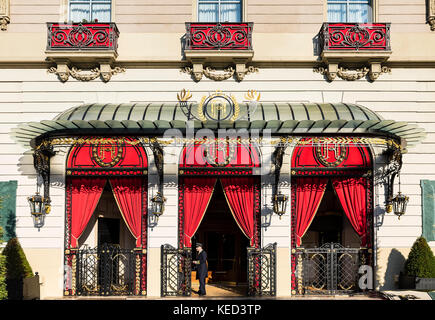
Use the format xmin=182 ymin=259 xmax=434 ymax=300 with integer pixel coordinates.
xmin=273 ymin=192 xmax=288 ymax=219
xmin=272 ymin=144 xmax=289 ymax=219
xmin=391 ymin=173 xmax=409 ymax=219
xmin=30 ymin=144 xmax=55 ymax=229
xmin=151 ymin=191 xmax=167 ymax=220
xmin=150 ymin=140 xmax=166 ymax=221
xmin=27 ymin=191 xmax=51 ymax=230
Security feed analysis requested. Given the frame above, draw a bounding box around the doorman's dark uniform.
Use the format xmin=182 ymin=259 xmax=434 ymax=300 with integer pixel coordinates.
xmin=196 ymin=249 xmax=208 ymax=295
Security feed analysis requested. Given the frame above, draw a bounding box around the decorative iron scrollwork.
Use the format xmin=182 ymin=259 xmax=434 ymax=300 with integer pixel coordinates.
xmin=247 ymin=243 xmax=277 ymax=296
xmin=295 ymin=243 xmax=363 ymax=295
xmin=161 ymin=244 xmax=192 ymax=297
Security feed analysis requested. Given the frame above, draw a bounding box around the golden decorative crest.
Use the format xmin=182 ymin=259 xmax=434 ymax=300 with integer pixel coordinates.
xmin=198 ymin=90 xmax=239 ymax=122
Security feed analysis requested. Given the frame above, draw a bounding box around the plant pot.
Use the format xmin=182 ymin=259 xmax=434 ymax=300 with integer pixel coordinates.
xmin=415 ymin=277 xmax=435 ymax=290
xmin=399 ymin=272 xmax=416 ymax=289
xmin=6 ymin=278 xmax=23 ymax=300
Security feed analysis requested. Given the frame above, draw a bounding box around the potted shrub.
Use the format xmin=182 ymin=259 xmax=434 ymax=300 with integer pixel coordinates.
xmin=2 ymin=237 xmax=33 ymax=299
xmin=400 ymin=237 xmax=435 ymax=290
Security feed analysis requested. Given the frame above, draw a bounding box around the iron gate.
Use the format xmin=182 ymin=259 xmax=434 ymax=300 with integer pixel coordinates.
xmin=161 ymin=244 xmax=192 ymax=296
xmin=247 ymin=243 xmax=277 ymax=296
xmin=294 ymin=243 xmax=366 ymax=295
xmin=74 ymin=244 xmax=140 ymax=296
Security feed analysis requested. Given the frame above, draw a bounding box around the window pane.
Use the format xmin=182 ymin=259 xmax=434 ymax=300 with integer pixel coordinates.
xmin=91 ymin=3 xmax=111 ymax=22
xmin=220 ymin=3 xmax=241 ymax=22
xmin=198 ymin=3 xmax=219 ymax=22
xmin=328 ymin=3 xmax=346 ymax=23
xmin=70 ymin=3 xmax=90 ymax=22
xmin=349 ymin=3 xmax=369 ymax=22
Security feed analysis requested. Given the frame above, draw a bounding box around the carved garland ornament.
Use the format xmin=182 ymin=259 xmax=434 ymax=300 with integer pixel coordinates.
xmin=0 ymin=0 xmax=10 ymax=31
xmin=48 ymin=65 xmax=125 ymax=82
xmin=181 ymin=65 xmax=258 ymax=82
xmin=429 ymin=0 xmax=435 ymax=31
xmin=314 ymin=65 xmax=391 ymax=81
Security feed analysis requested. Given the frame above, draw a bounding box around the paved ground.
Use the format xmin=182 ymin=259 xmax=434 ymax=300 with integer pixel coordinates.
xmin=47 ymin=282 xmax=435 ymax=300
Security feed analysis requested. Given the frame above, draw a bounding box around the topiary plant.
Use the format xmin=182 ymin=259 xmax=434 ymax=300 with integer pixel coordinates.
xmin=2 ymin=237 xmax=33 ymax=280
xmin=404 ymin=236 xmax=435 ymax=278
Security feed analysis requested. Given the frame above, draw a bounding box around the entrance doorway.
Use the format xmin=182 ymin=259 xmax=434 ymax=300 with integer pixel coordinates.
xmin=301 ymin=180 xmax=361 ymax=248
xmin=192 ymin=180 xmax=249 ymax=290
xmin=79 ymin=181 xmax=136 ymax=249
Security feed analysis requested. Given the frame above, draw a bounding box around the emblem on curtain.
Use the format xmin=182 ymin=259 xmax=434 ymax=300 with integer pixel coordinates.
xmin=91 ymin=142 xmax=124 ymax=167
xmin=203 ymin=139 xmax=237 ymax=167
xmin=314 ymin=141 xmax=347 ymax=167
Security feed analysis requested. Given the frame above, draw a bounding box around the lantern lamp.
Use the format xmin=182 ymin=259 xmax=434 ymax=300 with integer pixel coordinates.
xmin=273 ymin=191 xmax=288 ymax=219
xmin=391 ymin=172 xmax=409 ymax=219
xmin=151 ymin=192 xmax=166 ymax=220
xmin=27 ymin=192 xmax=51 ymax=229
xmin=392 ymin=192 xmax=409 ymax=220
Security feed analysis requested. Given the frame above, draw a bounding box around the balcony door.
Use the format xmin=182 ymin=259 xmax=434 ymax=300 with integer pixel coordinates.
xmin=327 ymin=0 xmax=372 ymax=23
xmin=69 ymin=0 xmax=112 ymax=23
xmin=198 ymin=0 xmax=242 ymax=22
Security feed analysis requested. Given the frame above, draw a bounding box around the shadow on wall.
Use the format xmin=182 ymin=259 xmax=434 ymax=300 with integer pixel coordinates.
xmin=380 ymin=248 xmax=406 ymax=290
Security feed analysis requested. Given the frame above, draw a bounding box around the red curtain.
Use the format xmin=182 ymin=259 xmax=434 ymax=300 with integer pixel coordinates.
xmin=70 ymin=178 xmax=106 ymax=248
xmin=183 ymin=177 xmax=217 ymax=247
xmin=220 ymin=177 xmax=256 ymax=246
xmin=332 ymin=177 xmax=368 ymax=246
xmin=110 ymin=177 xmax=144 ymax=248
xmin=295 ymin=177 xmax=328 ymax=246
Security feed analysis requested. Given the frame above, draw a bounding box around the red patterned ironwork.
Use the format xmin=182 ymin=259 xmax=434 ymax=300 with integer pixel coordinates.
xmin=185 ymin=22 xmax=253 ymax=50
xmin=320 ymin=22 xmax=390 ymax=51
xmin=47 ymin=22 xmax=119 ymax=51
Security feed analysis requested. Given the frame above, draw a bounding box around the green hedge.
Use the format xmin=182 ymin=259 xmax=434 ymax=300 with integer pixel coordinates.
xmin=404 ymin=237 xmax=435 ymax=278
xmin=0 ymin=227 xmax=7 ymax=300
xmin=2 ymin=237 xmax=33 ymax=280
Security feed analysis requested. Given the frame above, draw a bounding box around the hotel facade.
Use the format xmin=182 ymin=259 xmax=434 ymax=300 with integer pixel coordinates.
xmin=0 ymin=0 xmax=434 ymax=298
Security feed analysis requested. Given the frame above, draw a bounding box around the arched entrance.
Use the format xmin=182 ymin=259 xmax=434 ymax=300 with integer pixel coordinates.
xmin=64 ymin=137 xmax=148 ymax=296
xmin=177 ymin=139 xmax=261 ymax=296
xmin=290 ymin=137 xmax=374 ymax=295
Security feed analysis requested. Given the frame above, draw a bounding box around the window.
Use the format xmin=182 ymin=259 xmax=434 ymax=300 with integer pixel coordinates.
xmin=198 ymin=0 xmax=242 ymax=23
xmin=327 ymin=0 xmax=372 ymax=23
xmin=69 ymin=0 xmax=112 ymax=23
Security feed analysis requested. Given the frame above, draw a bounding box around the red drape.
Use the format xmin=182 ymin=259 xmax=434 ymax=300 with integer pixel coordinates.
xmin=295 ymin=177 xmax=328 ymax=246
xmin=70 ymin=178 xmax=106 ymax=248
xmin=332 ymin=177 xmax=368 ymax=246
xmin=110 ymin=177 xmax=144 ymax=248
xmin=220 ymin=177 xmax=256 ymax=246
xmin=183 ymin=177 xmax=217 ymax=247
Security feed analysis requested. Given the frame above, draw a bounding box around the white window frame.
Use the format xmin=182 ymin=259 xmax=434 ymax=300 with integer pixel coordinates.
xmin=197 ymin=0 xmax=243 ymax=23
xmin=327 ymin=0 xmax=373 ymax=23
xmin=68 ymin=0 xmax=112 ymax=23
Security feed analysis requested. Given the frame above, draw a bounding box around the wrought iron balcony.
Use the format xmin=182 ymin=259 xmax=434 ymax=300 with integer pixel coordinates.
xmin=46 ymin=22 xmax=119 ymax=52
xmin=316 ymin=22 xmax=392 ymax=81
xmin=185 ymin=22 xmax=253 ymax=50
xmin=319 ymin=22 xmax=391 ymax=52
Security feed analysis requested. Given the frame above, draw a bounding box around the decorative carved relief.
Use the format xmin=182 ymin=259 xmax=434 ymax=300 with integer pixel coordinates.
xmin=181 ymin=64 xmax=258 ymax=82
xmin=314 ymin=63 xmax=390 ymax=81
xmin=428 ymin=0 xmax=435 ymax=31
xmin=48 ymin=64 xmax=125 ymax=82
xmin=0 ymin=0 xmax=10 ymax=31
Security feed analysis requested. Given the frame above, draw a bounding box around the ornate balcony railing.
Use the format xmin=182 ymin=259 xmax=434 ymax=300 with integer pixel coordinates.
xmin=319 ymin=22 xmax=391 ymax=52
xmin=185 ymin=22 xmax=253 ymax=50
xmin=46 ymin=22 xmax=119 ymax=52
